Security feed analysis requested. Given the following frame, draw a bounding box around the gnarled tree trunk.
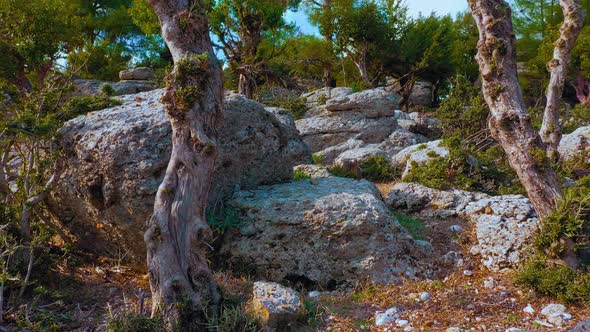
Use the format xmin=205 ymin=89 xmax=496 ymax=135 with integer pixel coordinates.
xmin=540 ymin=0 xmax=585 ymax=158
xmin=145 ymin=0 xmax=223 ymax=329
xmin=468 ymin=0 xmax=562 ymax=219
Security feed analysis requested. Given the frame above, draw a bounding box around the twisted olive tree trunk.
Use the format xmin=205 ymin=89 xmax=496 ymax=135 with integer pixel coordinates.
xmin=467 ymin=0 xmax=562 ymax=219
xmin=145 ymin=0 xmax=223 ymax=328
xmin=540 ymin=0 xmax=585 ymax=158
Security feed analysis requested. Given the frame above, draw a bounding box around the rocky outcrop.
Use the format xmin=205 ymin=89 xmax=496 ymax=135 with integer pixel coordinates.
xmin=297 ymin=87 xmax=435 ymax=165
xmin=293 ymin=164 xmax=332 ymax=178
xmin=247 ymin=282 xmax=303 ymax=331
xmin=559 ymin=126 xmax=590 ymax=161
xmin=119 ymin=67 xmax=155 ymax=81
xmin=49 ymin=89 xmax=311 ymax=261
xmin=223 ymin=177 xmax=430 ymax=287
xmin=73 ymin=79 xmax=156 ymax=96
xmin=387 ymin=183 xmax=538 ymax=271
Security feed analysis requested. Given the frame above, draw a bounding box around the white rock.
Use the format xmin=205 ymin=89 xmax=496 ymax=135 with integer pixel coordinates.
xmin=534 ymin=320 xmax=554 ymax=328
xmin=523 ymin=304 xmax=535 ymax=314
xmin=446 ymin=328 xmax=465 ymax=332
xmin=449 ymin=225 xmax=463 ymax=233
xmin=541 ymin=303 xmax=570 ymax=325
xmin=396 ymin=319 xmax=409 ymax=327
xmin=463 ymin=270 xmax=473 ymax=276
xmin=419 ymin=291 xmax=432 ymax=302
xmin=308 ymin=290 xmax=322 ymax=298
xmin=404 ymin=326 xmax=415 ymax=332
xmin=375 ymin=307 xmax=402 ymax=326
xmin=483 ymin=277 xmax=497 ymax=289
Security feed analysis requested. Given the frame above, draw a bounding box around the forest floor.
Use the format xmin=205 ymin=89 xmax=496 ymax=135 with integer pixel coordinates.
xmin=4 ymin=181 xmax=590 ymax=331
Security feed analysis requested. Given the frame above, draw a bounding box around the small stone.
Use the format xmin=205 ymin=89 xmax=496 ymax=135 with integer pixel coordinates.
xmin=404 ymin=326 xmax=415 ymax=332
xmin=308 ymin=290 xmax=322 ymax=298
xmin=523 ymin=304 xmax=535 ymax=314
xmin=248 ymin=281 xmax=302 ymax=329
xmin=483 ymin=277 xmax=496 ymax=289
xmin=463 ymin=270 xmax=473 ymax=276
xmin=375 ymin=307 xmax=402 ymax=326
xmin=419 ymin=291 xmax=432 ymax=302
xmin=449 ymin=225 xmax=463 ymax=233
xmin=446 ymin=327 xmax=465 ymax=332
xmin=396 ymin=319 xmax=409 ymax=327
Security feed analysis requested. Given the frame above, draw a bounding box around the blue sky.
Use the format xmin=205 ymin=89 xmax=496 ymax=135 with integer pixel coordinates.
xmin=285 ymin=0 xmax=469 ymax=35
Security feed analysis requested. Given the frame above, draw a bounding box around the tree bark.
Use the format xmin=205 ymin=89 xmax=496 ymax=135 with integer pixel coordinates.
xmin=354 ymin=47 xmax=371 ymax=85
xmin=576 ymin=73 xmax=590 ymax=104
xmin=145 ymin=0 xmax=223 ymax=329
xmin=540 ymin=0 xmax=586 ymax=158
xmin=238 ymin=70 xmax=255 ymax=99
xmin=468 ymin=0 xmax=562 ymax=219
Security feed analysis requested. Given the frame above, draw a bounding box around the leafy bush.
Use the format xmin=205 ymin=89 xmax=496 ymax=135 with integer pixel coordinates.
xmin=563 ymin=104 xmax=590 ymax=134
xmin=311 ymin=153 xmax=324 ymax=165
xmin=265 ymin=95 xmax=308 ymax=120
xmin=293 ymin=169 xmax=311 ymax=180
xmin=517 ymin=176 xmax=590 ymax=303
xmin=63 ymin=95 xmax=122 ymax=120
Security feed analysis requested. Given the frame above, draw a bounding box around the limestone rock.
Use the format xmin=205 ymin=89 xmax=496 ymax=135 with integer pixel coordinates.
xmin=302 ymin=87 xmax=354 ymax=108
xmin=375 ymin=307 xmax=402 ymax=326
xmin=409 ymin=81 xmax=433 ymax=107
xmin=49 ymin=89 xmax=311 ymax=261
xmin=559 ymin=126 xmax=590 ymax=161
xmin=223 ymin=177 xmax=429 ymax=286
xmin=540 ymin=303 xmax=571 ymax=326
xmin=386 ymin=183 xmax=538 ymax=271
xmin=248 ymin=281 xmax=302 ymax=331
xmin=570 ymin=320 xmax=590 ymax=332
xmin=392 ymin=140 xmax=449 ymax=178
xmin=293 ymin=164 xmax=332 ymax=178
xmin=119 ymin=67 xmax=155 ymax=81
xmin=73 ymin=79 xmax=156 ymax=96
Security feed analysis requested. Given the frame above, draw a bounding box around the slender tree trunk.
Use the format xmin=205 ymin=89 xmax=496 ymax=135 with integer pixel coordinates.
xmin=576 ymin=73 xmax=590 ymax=104
xmin=145 ymin=0 xmax=223 ymax=329
xmin=238 ymin=71 xmax=255 ymax=99
xmin=540 ymin=0 xmax=586 ymax=158
xmin=354 ymin=47 xmax=371 ymax=85
xmin=468 ymin=0 xmax=562 ymax=219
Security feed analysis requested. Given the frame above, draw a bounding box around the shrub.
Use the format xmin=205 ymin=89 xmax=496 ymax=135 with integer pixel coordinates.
xmin=101 ymin=84 xmax=115 ymax=96
xmin=63 ymin=95 xmax=122 ymax=120
xmin=563 ymin=104 xmax=590 ymax=134
xmin=359 ymin=156 xmax=398 ymax=182
xmin=207 ymin=206 xmax=242 ymax=232
xmin=106 ymin=311 xmax=164 ymax=332
xmin=293 ymin=169 xmax=311 ymax=180
xmin=516 ymin=177 xmax=590 ymax=304
xmin=311 ymin=153 xmax=324 ymax=165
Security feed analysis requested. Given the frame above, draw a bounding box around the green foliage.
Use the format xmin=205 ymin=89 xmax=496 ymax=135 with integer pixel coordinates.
xmin=564 ymin=104 xmax=590 ymax=134
xmin=207 ymin=207 xmax=243 ymax=232
xmin=311 ymin=153 xmax=324 ymax=165
xmin=293 ymin=169 xmax=311 ymax=180
xmin=264 ymin=95 xmax=308 ymax=120
xmin=327 ymin=156 xmax=398 ymax=182
xmin=101 ymin=84 xmax=115 ymax=96
xmin=392 ymin=211 xmax=425 ymax=240
xmin=358 ymin=156 xmax=397 ymax=182
xmin=63 ymin=95 xmax=122 ymax=120
xmin=517 ymin=177 xmax=590 ymax=304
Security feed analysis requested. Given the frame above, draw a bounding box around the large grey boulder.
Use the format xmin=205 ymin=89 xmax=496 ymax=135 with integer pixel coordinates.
xmin=73 ymin=79 xmax=157 ymax=96
xmin=409 ymin=81 xmax=433 ymax=107
xmin=49 ymin=89 xmax=311 ymax=261
xmin=302 ymin=87 xmax=354 ymax=108
xmin=559 ymin=126 xmax=590 ymax=161
xmin=223 ymin=177 xmax=430 ymax=287
xmin=119 ymin=67 xmax=155 ymax=81
xmin=386 ymin=183 xmax=538 ymax=271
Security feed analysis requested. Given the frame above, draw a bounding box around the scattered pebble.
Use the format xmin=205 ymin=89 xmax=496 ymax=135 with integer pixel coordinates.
xmin=483 ymin=277 xmax=497 ymax=289
xmin=419 ymin=291 xmax=432 ymax=302
xmin=446 ymin=327 xmax=465 ymax=332
xmin=449 ymin=225 xmax=463 ymax=233
xmin=403 ymin=326 xmax=415 ymax=332
xmin=375 ymin=307 xmax=402 ymax=326
xmin=463 ymin=270 xmax=473 ymax=276
xmin=523 ymin=304 xmax=535 ymax=314
xmin=396 ymin=319 xmax=409 ymax=327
